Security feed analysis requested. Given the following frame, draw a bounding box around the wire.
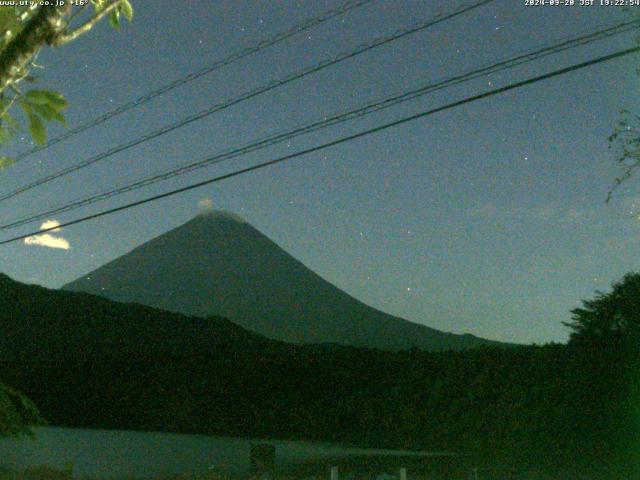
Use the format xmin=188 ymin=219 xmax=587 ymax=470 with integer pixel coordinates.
xmin=2 ymin=18 xmax=637 ymax=230
xmin=0 ymin=0 xmax=496 ymax=203
xmin=11 ymin=0 xmax=376 ymax=162
xmin=3 ymin=45 xmax=637 ymax=246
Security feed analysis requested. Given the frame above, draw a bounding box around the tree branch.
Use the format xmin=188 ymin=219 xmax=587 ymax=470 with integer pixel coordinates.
xmin=0 ymin=95 xmax=17 ymax=118
xmin=51 ymin=1 xmax=123 ymax=46
xmin=0 ymin=5 xmax=70 ymax=96
xmin=65 ymin=2 xmax=90 ymax=27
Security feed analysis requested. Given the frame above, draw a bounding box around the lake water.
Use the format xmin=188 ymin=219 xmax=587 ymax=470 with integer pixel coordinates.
xmin=0 ymin=427 xmax=444 ymax=479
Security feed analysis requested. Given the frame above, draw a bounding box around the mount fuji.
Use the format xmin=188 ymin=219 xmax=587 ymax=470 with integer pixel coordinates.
xmin=63 ymin=211 xmax=506 ymax=351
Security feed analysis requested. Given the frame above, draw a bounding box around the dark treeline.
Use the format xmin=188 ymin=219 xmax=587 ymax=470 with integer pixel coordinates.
xmin=1 ymin=273 xmax=637 ymax=479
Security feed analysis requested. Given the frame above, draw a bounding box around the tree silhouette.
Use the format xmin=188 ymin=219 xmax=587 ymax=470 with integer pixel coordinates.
xmin=0 ymin=0 xmax=133 ymax=437
xmin=564 ymin=273 xmax=640 ymax=477
xmin=0 ymin=1 xmax=132 ymax=153
xmin=565 ymin=272 xmax=640 ymax=348
xmin=0 ymin=383 xmax=42 ymax=437
xmin=606 ymin=8 xmax=640 ymax=201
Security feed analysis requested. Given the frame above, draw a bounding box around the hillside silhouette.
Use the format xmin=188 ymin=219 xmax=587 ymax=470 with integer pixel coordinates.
xmin=1 ymin=272 xmax=636 ymax=478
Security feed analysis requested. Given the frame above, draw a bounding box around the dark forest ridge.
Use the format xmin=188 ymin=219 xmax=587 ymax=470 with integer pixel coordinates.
xmin=0 ymin=271 xmax=277 ymax=362
xmin=0 ymin=271 xmax=634 ymax=478
xmin=63 ymin=210 xmax=510 ymax=351
xmin=0 ymin=271 xmax=508 ymax=443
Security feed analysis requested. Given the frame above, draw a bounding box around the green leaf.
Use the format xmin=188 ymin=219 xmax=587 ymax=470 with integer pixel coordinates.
xmin=0 ymin=156 xmax=15 ymax=169
xmin=0 ymin=8 xmax=15 ymax=30
xmin=26 ymin=90 xmax=67 ymax=111
xmin=41 ymin=90 xmax=67 ymax=111
xmin=0 ymin=7 xmax=23 ymax=47
xmin=1 ymin=111 xmax=18 ymax=132
xmin=109 ymin=9 xmax=120 ymax=30
xmin=92 ymin=0 xmax=107 ymax=14
xmin=26 ymin=110 xmax=46 ymax=145
xmin=18 ymin=98 xmax=31 ymax=115
xmin=30 ymin=103 xmax=56 ymax=121
xmin=0 ymin=125 xmax=11 ymax=144
xmin=0 ymin=107 xmax=17 ymax=143
xmin=120 ymin=0 xmax=133 ymax=22
xmin=52 ymin=111 xmax=66 ymax=126
xmin=25 ymin=90 xmax=51 ymax=105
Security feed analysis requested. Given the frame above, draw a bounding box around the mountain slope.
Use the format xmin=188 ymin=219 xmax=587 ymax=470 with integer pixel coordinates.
xmin=63 ymin=211 xmax=506 ymax=351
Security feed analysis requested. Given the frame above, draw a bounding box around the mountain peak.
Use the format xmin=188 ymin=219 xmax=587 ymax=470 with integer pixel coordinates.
xmin=195 ymin=209 xmax=247 ymax=223
xmin=64 ymin=215 xmax=510 ymax=351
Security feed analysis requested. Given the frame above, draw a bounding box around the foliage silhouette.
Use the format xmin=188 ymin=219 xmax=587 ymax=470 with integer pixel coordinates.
xmin=0 ymin=272 xmax=637 ymax=478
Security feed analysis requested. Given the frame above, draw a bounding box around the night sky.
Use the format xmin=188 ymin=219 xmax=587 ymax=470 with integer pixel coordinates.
xmin=0 ymin=0 xmax=638 ymax=344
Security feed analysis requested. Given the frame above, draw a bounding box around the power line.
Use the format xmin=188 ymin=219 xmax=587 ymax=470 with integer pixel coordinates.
xmin=3 ymin=45 xmax=638 ymax=246
xmin=11 ymin=0 xmax=376 ymax=163
xmin=0 ymin=0 xmax=495 ymax=203
xmin=2 ymin=18 xmax=637 ymax=230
